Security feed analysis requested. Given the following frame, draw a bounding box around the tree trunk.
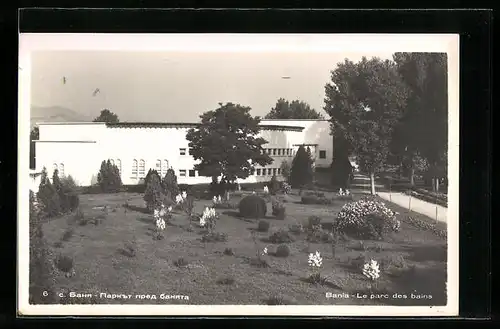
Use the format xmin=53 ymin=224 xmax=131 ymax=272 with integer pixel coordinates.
xmin=370 ymin=172 xmax=376 ymax=195
xmin=435 ymin=177 xmax=439 ymax=193
xmin=409 ymin=168 xmax=415 ymax=187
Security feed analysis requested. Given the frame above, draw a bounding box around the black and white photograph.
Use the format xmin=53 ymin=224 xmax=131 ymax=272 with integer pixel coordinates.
xmin=18 ymin=33 xmax=459 ymax=316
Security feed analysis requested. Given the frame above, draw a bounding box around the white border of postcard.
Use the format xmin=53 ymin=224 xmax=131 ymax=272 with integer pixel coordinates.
xmin=18 ymin=33 xmax=459 ymax=316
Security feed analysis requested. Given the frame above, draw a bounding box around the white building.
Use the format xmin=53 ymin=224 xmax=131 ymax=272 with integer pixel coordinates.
xmin=33 ymin=119 xmax=333 ymax=187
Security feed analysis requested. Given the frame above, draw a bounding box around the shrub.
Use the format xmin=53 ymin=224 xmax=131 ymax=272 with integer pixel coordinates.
xmin=280 ymin=181 xmax=291 ymax=194
xmin=275 ymin=244 xmax=291 ymax=257
xmin=54 ymin=254 xmax=74 ymax=273
xmin=257 ymin=220 xmax=270 ymax=232
xmin=289 ymin=145 xmax=314 ymax=188
xmin=271 ymin=199 xmax=286 ymax=219
xmin=162 ymin=168 xmax=179 ymax=199
xmin=143 ymin=170 xmax=164 ymax=213
xmin=306 ymin=224 xmax=334 ymax=243
xmin=288 ymin=223 xmax=304 ymax=235
xmin=269 ymin=228 xmax=295 ymax=244
xmin=301 ymin=195 xmax=333 ymax=205
xmin=239 ymin=195 xmax=267 ymax=219
xmin=223 ymin=247 xmax=235 ymax=256
xmin=335 ymin=198 xmax=400 ymax=240
xmin=29 ymin=191 xmax=57 ymax=304
xmin=97 ymin=160 xmax=122 ymax=193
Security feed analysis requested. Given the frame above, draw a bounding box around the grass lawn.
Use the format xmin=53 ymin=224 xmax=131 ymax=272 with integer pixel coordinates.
xmin=40 ymin=189 xmax=447 ymax=306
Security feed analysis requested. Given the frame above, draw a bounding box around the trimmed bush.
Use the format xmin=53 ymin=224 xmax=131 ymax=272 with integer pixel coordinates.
xmin=97 ymin=160 xmax=123 ymax=193
xmin=307 ymin=216 xmax=322 ymax=229
xmin=301 ymin=195 xmax=333 ymax=205
xmin=257 ymin=220 xmax=270 ymax=232
xmin=239 ymin=195 xmax=267 ymax=219
xmin=335 ymin=198 xmax=401 ymax=240
xmin=275 ymin=244 xmax=291 ymax=257
xmin=288 ymin=223 xmax=304 ymax=235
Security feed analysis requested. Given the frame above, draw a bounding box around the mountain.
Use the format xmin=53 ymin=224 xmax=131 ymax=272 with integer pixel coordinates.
xmin=30 ymin=106 xmax=92 ymax=128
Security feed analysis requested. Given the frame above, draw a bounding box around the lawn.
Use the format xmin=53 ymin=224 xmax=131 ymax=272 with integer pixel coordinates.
xmin=40 ymin=189 xmax=447 ymax=306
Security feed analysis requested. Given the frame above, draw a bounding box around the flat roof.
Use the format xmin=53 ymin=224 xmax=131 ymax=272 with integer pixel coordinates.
xmin=35 ymin=121 xmax=306 ymax=131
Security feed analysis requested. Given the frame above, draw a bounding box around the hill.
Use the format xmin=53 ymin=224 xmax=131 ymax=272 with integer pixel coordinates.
xmin=30 ymin=106 xmax=91 ymax=128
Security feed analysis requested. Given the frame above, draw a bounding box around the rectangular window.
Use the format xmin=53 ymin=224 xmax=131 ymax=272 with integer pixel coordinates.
xmin=267 ymin=168 xmax=272 ymax=175
xmin=256 ymin=168 xmax=261 ymax=176
xmin=156 ymin=160 xmax=162 ymax=172
xmin=319 ymin=150 xmax=327 ymax=159
xmin=139 ymin=160 xmax=146 ymax=178
xmin=272 ymin=168 xmax=277 ymax=176
xmin=59 ymin=163 xmax=65 ymax=177
xmin=277 ymin=149 xmax=281 ymax=156
xmin=179 ymin=170 xmax=186 ymax=177
xmin=132 ymin=160 xmax=138 ymax=178
xmin=277 ymin=168 xmax=281 ymax=175
xmin=161 ymin=160 xmax=169 ymax=176
xmin=116 ymin=159 xmax=122 ymax=175
xmin=189 ymin=169 xmax=196 ymax=177
xmin=251 ymin=168 xmax=255 ymax=175
xmin=273 ymin=149 xmax=277 ymax=156
xmin=188 ymin=148 xmax=193 ymax=155
xmin=267 ymin=149 xmax=272 ymax=155
xmin=179 ymin=148 xmax=186 ymax=155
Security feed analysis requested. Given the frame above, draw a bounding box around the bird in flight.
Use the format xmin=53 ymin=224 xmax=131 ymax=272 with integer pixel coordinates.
xmin=92 ymin=88 xmax=100 ymax=96
xmin=281 ymin=76 xmax=291 ymax=79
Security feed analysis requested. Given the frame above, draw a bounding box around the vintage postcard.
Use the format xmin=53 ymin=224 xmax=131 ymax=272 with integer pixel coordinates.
xmin=18 ymin=33 xmax=459 ymax=316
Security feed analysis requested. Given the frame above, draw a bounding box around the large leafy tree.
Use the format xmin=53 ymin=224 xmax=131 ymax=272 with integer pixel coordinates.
xmin=324 ymin=57 xmax=408 ymax=194
xmin=265 ymin=98 xmax=324 ymax=119
xmin=93 ymin=109 xmax=120 ymax=123
xmin=186 ymin=102 xmax=273 ymax=185
xmin=391 ymin=52 xmax=448 ymax=191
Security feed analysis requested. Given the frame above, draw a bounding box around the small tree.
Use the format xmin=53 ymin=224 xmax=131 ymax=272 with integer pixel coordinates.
xmin=97 ymin=160 xmax=123 ymax=193
xmin=289 ymin=145 xmax=314 ymax=189
xmin=52 ymin=169 xmax=69 ymax=213
xmin=37 ymin=167 xmax=60 ymax=218
xmin=162 ymin=168 xmax=179 ymax=200
xmin=265 ymin=98 xmax=325 ymax=119
xmin=144 ymin=170 xmax=164 ymax=213
xmin=280 ymin=160 xmax=291 ymax=182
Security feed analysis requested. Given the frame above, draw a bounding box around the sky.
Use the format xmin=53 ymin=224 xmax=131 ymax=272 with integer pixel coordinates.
xmin=30 ymin=50 xmax=395 ymax=122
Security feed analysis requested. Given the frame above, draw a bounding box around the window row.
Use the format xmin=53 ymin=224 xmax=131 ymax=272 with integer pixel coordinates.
xmin=131 ymin=159 xmax=170 ymax=179
xmin=264 ymin=148 xmax=294 ymax=157
xmin=52 ymin=163 xmax=65 ymax=177
xmin=254 ymin=167 xmax=282 ymax=177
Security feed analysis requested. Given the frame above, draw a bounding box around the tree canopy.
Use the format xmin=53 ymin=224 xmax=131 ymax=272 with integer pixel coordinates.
xmin=265 ymin=98 xmax=324 ymax=119
xmin=324 ymin=57 xmax=408 ymax=193
xmin=391 ymin=52 xmax=448 ymax=179
xmin=93 ymin=109 xmax=120 ymax=123
xmin=186 ymin=102 xmax=273 ymax=183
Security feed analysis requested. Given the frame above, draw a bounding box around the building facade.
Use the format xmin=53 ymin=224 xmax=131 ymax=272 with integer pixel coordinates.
xmin=33 ymin=119 xmax=333 ymax=187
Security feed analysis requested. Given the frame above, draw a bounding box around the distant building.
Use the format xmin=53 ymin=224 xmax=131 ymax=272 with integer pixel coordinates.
xmin=33 ymin=119 xmax=333 ymax=186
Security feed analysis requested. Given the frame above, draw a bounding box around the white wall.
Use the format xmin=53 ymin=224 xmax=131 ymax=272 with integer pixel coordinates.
xmin=34 ymin=120 xmax=333 ymax=187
